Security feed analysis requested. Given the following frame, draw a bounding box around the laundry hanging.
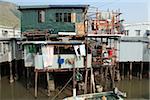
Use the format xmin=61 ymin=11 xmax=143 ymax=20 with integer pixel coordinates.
xmin=79 ymin=44 xmax=86 ymax=56
xmin=74 ymin=45 xmax=80 ymax=57
xmin=35 ymin=54 xmax=43 ymax=69
xmin=42 ymin=45 xmax=54 ymax=68
xmin=74 ymin=44 xmax=86 ymax=57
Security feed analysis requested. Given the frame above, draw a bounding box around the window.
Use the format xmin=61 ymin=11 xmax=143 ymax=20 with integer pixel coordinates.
xmin=135 ymin=30 xmax=141 ymax=36
xmin=38 ymin=10 xmax=45 ymax=23
xmin=0 ymin=43 xmax=2 ymax=53
xmin=146 ymin=30 xmax=150 ymax=36
xmin=56 ymin=13 xmax=62 ymax=22
xmin=125 ymin=30 xmax=129 ymax=36
xmin=56 ymin=13 xmax=71 ymax=22
xmin=2 ymin=30 xmax=8 ymax=36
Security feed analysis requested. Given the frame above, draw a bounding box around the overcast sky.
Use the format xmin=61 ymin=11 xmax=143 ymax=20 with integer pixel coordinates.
xmin=1 ymin=0 xmax=150 ymax=24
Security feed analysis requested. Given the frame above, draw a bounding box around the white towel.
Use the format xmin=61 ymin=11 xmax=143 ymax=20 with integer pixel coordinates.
xmin=42 ymin=45 xmax=54 ymax=68
xmin=35 ymin=54 xmax=43 ymax=69
xmin=79 ymin=44 xmax=86 ymax=56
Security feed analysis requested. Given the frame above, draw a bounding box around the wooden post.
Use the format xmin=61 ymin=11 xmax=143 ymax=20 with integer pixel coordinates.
xmin=129 ymin=62 xmax=132 ymax=80
xmin=0 ymin=63 xmax=1 ymax=81
xmin=84 ymin=69 xmax=88 ymax=94
xmin=73 ymin=62 xmax=76 ymax=98
xmin=9 ymin=61 xmax=14 ymax=83
xmin=14 ymin=60 xmax=18 ymax=80
xmin=27 ymin=67 xmax=30 ymax=89
xmin=46 ymin=72 xmax=50 ymax=96
xmin=35 ymin=71 xmax=38 ymax=98
xmin=140 ymin=62 xmax=143 ymax=79
xmin=121 ymin=63 xmax=124 ymax=80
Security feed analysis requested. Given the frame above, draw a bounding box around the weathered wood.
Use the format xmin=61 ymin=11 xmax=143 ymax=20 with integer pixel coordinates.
xmin=140 ymin=62 xmax=143 ymax=79
xmin=46 ymin=72 xmax=51 ymax=96
xmin=35 ymin=71 xmax=38 ymax=98
xmin=121 ymin=63 xmax=124 ymax=80
xmin=84 ymin=69 xmax=88 ymax=94
xmin=9 ymin=62 xmax=14 ymax=83
xmin=129 ymin=62 xmax=132 ymax=80
xmin=26 ymin=67 xmax=30 ymax=89
xmin=14 ymin=60 xmax=18 ymax=80
xmin=0 ymin=63 xmax=1 ymax=81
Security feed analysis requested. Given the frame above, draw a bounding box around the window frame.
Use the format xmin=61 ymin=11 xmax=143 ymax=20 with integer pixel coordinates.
xmin=38 ymin=10 xmax=45 ymax=23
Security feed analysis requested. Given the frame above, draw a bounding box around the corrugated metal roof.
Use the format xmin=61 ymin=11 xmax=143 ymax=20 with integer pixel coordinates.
xmin=18 ymin=5 xmax=89 ymax=10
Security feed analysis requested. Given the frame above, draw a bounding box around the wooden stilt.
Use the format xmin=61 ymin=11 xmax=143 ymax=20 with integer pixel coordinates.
xmin=129 ymin=62 xmax=132 ymax=80
xmin=27 ymin=67 xmax=30 ymax=89
xmin=90 ymin=67 xmax=95 ymax=93
xmin=35 ymin=71 xmax=38 ymax=98
xmin=140 ymin=62 xmax=143 ymax=79
xmin=121 ymin=63 xmax=124 ymax=80
xmin=105 ymin=66 xmax=108 ymax=81
xmin=90 ymin=68 xmax=92 ymax=93
xmin=112 ymin=66 xmax=115 ymax=88
xmin=9 ymin=61 xmax=14 ymax=83
xmin=0 ymin=63 xmax=1 ymax=81
xmin=100 ymin=67 xmax=104 ymax=82
xmin=14 ymin=60 xmax=18 ymax=80
xmin=46 ymin=72 xmax=50 ymax=96
xmin=84 ymin=69 xmax=88 ymax=94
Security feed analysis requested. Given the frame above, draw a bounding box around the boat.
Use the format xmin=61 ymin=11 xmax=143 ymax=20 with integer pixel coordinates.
xmin=63 ymin=88 xmax=126 ymax=100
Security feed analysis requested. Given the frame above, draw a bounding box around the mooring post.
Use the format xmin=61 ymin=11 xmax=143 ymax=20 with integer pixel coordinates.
xmin=121 ymin=63 xmax=124 ymax=80
xmin=140 ymin=62 xmax=143 ymax=80
xmin=129 ymin=62 xmax=132 ymax=80
xmin=9 ymin=61 xmax=14 ymax=83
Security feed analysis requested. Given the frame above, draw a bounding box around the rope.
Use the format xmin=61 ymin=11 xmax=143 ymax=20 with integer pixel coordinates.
xmin=51 ymin=76 xmax=73 ymax=100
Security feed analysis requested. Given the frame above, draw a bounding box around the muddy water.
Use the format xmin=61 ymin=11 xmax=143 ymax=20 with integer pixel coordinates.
xmin=116 ymin=78 xmax=150 ymax=99
xmin=0 ymin=76 xmax=149 ymax=100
